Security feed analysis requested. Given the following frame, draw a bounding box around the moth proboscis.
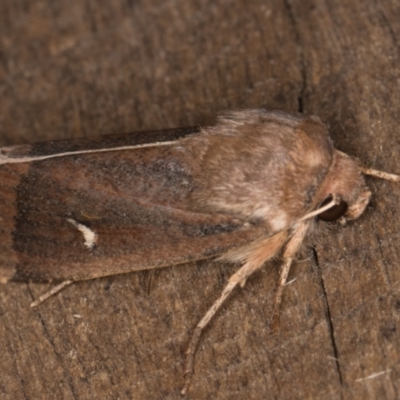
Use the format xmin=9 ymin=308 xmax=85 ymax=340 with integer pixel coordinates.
xmin=0 ymin=109 xmax=398 ymax=395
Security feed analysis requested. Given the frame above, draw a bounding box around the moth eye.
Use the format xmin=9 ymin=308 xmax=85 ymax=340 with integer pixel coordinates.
xmin=317 ymin=195 xmax=348 ymax=222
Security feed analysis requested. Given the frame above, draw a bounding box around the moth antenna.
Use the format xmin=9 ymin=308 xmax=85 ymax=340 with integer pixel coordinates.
xmin=336 ymin=150 xmax=400 ymax=182
xmin=299 ymin=196 xmax=340 ymax=222
xmin=271 ymin=222 xmax=309 ymax=330
xmin=360 ymin=167 xmax=400 ymax=182
xmin=30 ymin=280 xmax=73 ymax=308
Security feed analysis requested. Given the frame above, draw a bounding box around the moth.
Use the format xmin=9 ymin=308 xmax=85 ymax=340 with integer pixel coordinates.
xmin=0 ymin=109 xmax=398 ymax=394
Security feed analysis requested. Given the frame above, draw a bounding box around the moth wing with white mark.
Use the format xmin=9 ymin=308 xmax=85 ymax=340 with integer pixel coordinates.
xmin=0 ymin=110 xmax=338 ymax=287
xmin=0 ymin=126 xmax=268 ymax=284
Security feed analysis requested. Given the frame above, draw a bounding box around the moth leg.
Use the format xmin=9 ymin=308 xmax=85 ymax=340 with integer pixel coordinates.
xmin=30 ymin=280 xmax=73 ymax=308
xmin=181 ymin=278 xmax=238 ymax=395
xmin=182 ymin=271 xmax=251 ymax=394
xmin=182 ymin=231 xmax=288 ymax=395
xmin=271 ymin=221 xmax=309 ymax=329
xmin=270 ymin=257 xmax=294 ymax=330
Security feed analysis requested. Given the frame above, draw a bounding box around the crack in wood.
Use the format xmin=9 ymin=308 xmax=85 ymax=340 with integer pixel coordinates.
xmin=312 ymin=247 xmax=344 ymax=387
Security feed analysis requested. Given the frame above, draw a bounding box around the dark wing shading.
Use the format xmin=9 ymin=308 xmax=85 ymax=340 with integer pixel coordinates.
xmin=0 ymin=129 xmax=265 ymax=283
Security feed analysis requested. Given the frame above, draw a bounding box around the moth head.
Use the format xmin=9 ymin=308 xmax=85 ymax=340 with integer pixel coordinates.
xmin=316 ymin=151 xmax=372 ymax=224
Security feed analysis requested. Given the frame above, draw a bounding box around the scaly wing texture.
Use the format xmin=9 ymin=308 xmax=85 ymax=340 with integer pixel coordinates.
xmin=0 ymin=110 xmax=334 ymax=283
xmin=0 ymin=131 xmax=266 ymax=283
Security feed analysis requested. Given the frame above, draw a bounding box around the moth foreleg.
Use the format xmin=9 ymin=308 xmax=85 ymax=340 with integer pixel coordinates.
xmin=181 ymin=279 xmax=238 ymax=395
xmin=182 ymin=231 xmax=289 ymax=395
xmin=271 ymin=221 xmax=309 ymax=329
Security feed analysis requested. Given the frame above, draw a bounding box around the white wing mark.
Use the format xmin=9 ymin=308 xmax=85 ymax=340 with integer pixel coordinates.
xmin=67 ymin=218 xmax=98 ymax=249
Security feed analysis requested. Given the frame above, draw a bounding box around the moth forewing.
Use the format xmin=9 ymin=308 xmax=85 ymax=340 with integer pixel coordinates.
xmin=0 ymin=126 xmax=266 ymax=284
xmin=0 ymin=109 xmax=399 ymax=395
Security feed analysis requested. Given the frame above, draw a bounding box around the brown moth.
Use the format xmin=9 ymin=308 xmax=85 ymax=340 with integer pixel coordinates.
xmin=0 ymin=109 xmax=398 ymax=394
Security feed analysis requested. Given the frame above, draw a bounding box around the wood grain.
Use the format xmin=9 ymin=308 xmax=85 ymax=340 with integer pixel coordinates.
xmin=1 ymin=0 xmax=400 ymax=399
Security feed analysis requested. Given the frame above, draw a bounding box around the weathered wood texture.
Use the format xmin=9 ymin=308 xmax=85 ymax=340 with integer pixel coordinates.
xmin=1 ymin=1 xmax=400 ymax=399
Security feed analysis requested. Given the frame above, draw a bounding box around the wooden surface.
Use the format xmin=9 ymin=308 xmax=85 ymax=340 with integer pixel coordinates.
xmin=1 ymin=1 xmax=400 ymax=399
